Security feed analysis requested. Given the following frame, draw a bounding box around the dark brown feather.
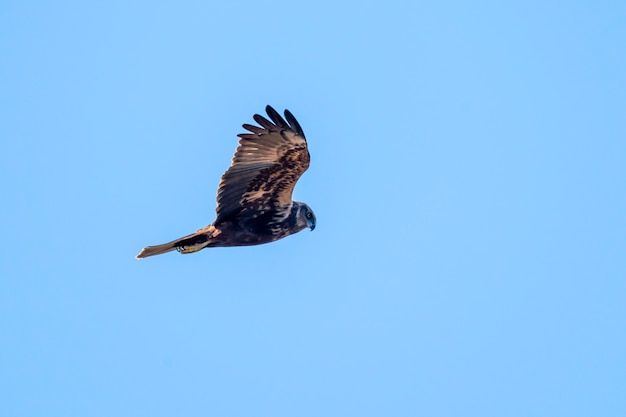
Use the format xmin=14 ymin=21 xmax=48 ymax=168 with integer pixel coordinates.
xmin=215 ymin=106 xmax=310 ymax=224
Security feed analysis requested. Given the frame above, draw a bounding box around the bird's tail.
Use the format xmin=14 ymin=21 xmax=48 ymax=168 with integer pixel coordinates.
xmin=135 ymin=240 xmax=180 ymax=259
xmin=136 ymin=227 xmax=215 ymax=259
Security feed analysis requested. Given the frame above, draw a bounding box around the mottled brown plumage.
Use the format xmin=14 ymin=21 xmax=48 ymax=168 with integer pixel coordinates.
xmin=136 ymin=105 xmax=316 ymax=259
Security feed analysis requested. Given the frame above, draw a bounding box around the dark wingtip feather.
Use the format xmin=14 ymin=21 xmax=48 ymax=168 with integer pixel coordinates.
xmin=265 ymin=105 xmax=289 ymax=128
xmin=284 ymin=109 xmax=305 ymax=138
xmin=247 ymin=106 xmax=305 ymax=138
xmin=253 ymin=113 xmax=275 ymax=130
xmin=242 ymin=123 xmax=264 ymax=134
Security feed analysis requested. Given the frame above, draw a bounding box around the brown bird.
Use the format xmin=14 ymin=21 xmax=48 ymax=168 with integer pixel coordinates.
xmin=136 ymin=105 xmax=316 ymax=259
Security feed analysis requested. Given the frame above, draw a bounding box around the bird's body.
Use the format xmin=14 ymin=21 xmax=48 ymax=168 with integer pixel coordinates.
xmin=136 ymin=106 xmax=315 ymax=259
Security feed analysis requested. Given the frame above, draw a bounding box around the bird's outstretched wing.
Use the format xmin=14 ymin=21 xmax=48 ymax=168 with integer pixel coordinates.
xmin=214 ymin=105 xmax=310 ymax=223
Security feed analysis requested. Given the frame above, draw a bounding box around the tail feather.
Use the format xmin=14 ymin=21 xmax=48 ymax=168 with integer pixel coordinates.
xmin=136 ymin=241 xmax=179 ymax=259
xmin=136 ymin=227 xmax=215 ymax=259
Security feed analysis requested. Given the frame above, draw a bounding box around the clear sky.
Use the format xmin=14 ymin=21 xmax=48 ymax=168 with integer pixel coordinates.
xmin=2 ymin=1 xmax=625 ymax=416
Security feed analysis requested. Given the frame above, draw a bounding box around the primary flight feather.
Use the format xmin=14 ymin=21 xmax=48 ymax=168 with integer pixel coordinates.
xmin=136 ymin=105 xmax=316 ymax=259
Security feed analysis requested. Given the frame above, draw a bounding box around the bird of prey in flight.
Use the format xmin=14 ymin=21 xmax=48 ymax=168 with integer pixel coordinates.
xmin=136 ymin=105 xmax=316 ymax=259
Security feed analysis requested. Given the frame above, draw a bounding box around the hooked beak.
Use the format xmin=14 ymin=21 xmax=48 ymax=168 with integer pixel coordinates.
xmin=308 ymin=221 xmax=316 ymax=231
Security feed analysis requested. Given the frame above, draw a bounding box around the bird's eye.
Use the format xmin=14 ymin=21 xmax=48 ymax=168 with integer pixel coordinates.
xmin=306 ymin=212 xmax=312 ymax=219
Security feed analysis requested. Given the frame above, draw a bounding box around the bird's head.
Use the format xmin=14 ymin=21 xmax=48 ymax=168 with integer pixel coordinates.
xmin=295 ymin=202 xmax=316 ymax=231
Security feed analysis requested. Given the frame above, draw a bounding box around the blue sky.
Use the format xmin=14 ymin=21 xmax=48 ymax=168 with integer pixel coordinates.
xmin=2 ymin=1 xmax=625 ymax=416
